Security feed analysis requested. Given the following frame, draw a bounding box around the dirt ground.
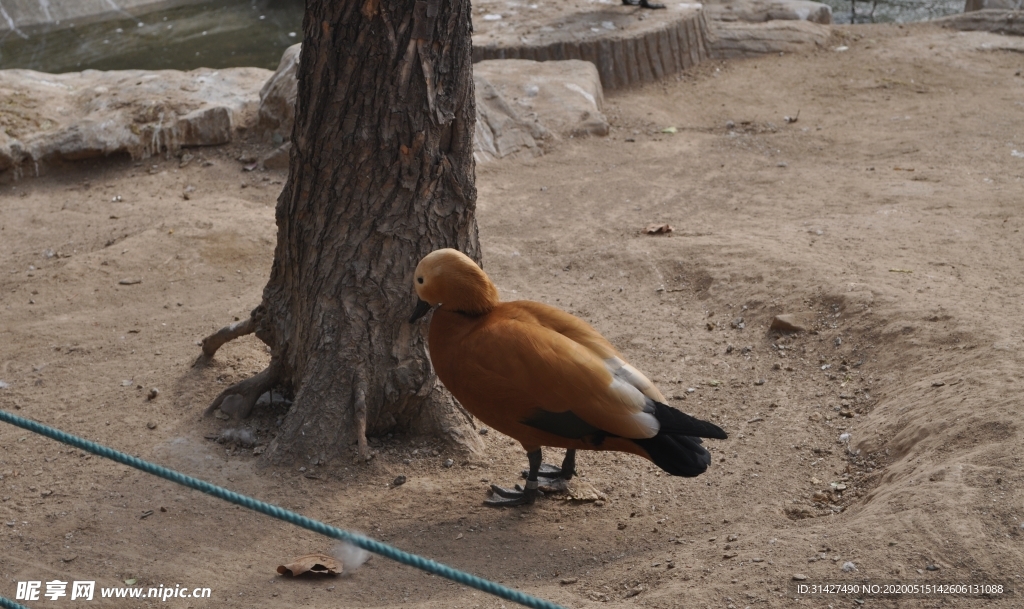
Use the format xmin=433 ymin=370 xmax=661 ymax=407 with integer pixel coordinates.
xmin=2 ymin=21 xmax=1024 ymax=609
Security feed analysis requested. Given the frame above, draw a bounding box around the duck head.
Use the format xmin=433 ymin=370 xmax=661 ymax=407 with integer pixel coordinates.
xmin=409 ymin=249 xmax=500 ymax=322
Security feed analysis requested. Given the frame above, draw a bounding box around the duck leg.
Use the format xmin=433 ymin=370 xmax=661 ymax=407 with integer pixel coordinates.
xmin=622 ymin=0 xmax=666 ymax=8
xmin=486 ymin=449 xmax=543 ymax=507
xmin=521 ymin=449 xmax=576 ymax=492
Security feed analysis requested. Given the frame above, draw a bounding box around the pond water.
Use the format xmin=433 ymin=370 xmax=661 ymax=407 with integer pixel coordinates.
xmin=0 ymin=0 xmax=304 ymax=73
xmin=0 ymin=0 xmax=968 ymax=74
xmin=821 ymin=0 xmax=965 ymax=24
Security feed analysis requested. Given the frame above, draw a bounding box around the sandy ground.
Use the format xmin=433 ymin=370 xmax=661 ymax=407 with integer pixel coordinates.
xmin=2 ymin=21 xmax=1024 ymax=609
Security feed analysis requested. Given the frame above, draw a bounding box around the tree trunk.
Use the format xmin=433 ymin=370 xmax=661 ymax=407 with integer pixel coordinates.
xmin=202 ymin=0 xmax=484 ymax=465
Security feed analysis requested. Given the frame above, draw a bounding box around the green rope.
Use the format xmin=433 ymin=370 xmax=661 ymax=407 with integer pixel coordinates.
xmin=0 ymin=410 xmax=565 ymax=609
xmin=0 ymin=597 xmax=28 ymax=609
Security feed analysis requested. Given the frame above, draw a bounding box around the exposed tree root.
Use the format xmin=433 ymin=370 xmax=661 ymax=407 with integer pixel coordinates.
xmin=196 ymin=317 xmax=255 ymax=363
xmin=353 ymin=371 xmax=371 ymax=461
xmin=196 ymin=308 xmax=284 ymax=420
xmin=204 ymin=359 xmax=284 ymax=419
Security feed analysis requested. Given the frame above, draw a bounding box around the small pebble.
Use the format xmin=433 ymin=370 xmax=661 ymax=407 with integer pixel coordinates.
xmin=393 ymin=475 xmax=407 ymax=487
xmin=792 ymin=573 xmax=808 ymax=581
xmin=146 ymin=388 xmax=159 ymax=401
xmin=479 ymin=427 xmax=489 ymax=435
xmin=443 ymin=458 xmax=454 ymax=468
xmin=146 ymin=421 xmax=156 ymax=430
xmin=842 ymin=561 xmax=857 ymax=572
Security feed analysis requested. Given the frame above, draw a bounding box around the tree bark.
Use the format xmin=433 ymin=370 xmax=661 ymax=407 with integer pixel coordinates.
xmin=204 ymin=0 xmax=484 ymax=465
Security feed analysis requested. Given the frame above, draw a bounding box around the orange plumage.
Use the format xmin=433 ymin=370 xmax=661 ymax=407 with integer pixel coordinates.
xmin=410 ymin=249 xmax=726 ymax=505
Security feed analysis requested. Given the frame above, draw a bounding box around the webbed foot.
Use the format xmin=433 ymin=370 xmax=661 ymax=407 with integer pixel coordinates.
xmin=622 ymin=0 xmax=666 ymax=7
xmin=485 ymin=483 xmax=541 ymax=507
xmin=522 ymin=462 xmax=564 ymax=479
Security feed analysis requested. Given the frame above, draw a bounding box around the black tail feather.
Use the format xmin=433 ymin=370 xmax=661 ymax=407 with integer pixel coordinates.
xmin=649 ymin=401 xmax=727 ymax=439
xmin=632 ymin=402 xmax=727 ymax=477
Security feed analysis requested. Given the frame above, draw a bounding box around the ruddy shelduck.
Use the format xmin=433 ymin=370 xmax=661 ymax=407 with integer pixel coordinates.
xmin=410 ymin=249 xmax=727 ymax=506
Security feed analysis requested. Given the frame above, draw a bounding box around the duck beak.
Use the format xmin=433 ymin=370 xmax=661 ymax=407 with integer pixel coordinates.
xmin=409 ymin=298 xmax=433 ymax=323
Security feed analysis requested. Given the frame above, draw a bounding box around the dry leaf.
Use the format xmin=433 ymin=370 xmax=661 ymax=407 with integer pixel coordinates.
xmin=644 ymin=224 xmax=674 ymax=235
xmin=545 ymin=479 xmax=607 ymax=502
xmin=277 ymin=553 xmax=342 ymax=577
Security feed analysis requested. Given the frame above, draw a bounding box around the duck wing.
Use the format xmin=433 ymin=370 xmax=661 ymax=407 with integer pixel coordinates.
xmin=453 ymin=303 xmax=662 ymax=440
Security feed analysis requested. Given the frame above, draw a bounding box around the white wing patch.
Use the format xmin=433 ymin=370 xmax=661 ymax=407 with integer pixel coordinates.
xmin=605 ymin=357 xmax=664 ymax=401
xmin=605 ymin=357 xmax=660 ymax=438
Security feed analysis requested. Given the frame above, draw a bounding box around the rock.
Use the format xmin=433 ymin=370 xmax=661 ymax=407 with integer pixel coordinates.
xmin=474 ymin=59 xmax=608 ymax=139
xmin=392 ymin=475 xmax=407 ymax=487
xmin=443 ymin=458 xmax=454 ymax=468
xmin=146 ymin=388 xmax=159 ymax=401
xmin=258 ymin=43 xmax=301 ymax=145
xmin=560 ymin=577 xmax=578 ymax=585
xmin=0 ymin=66 xmax=269 ymax=181
xmin=118 ymin=278 xmax=142 ymax=285
xmin=842 ymin=561 xmax=857 ymax=572
xmin=705 ymin=0 xmax=833 ymax=24
xmin=256 ymin=46 xmax=606 ymax=164
xmin=255 ymin=391 xmax=293 ymax=408
xmin=785 ymin=506 xmax=816 ymax=519
xmin=472 ymin=74 xmax=547 ymax=163
xmin=770 ymin=314 xmax=808 ymax=333
xmin=792 ymin=573 xmax=808 ymax=581
xmin=965 ymin=0 xmax=1023 ymax=11
xmin=708 ymin=20 xmax=831 ymax=59
xmin=935 ymin=10 xmax=1024 ymax=36
xmin=260 ymin=142 xmax=291 ymax=170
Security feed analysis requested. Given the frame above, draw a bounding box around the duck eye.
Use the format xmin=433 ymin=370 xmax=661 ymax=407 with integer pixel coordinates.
xmin=417 ymin=277 xmax=424 ymax=284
